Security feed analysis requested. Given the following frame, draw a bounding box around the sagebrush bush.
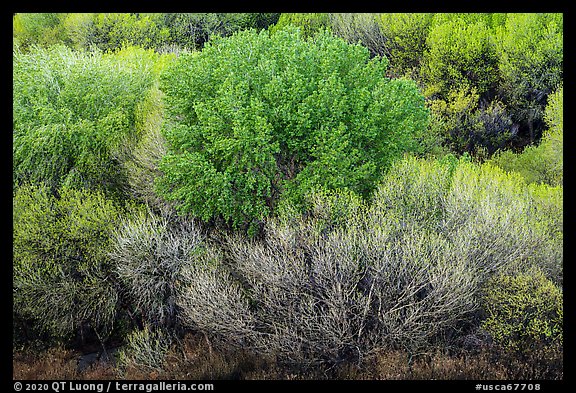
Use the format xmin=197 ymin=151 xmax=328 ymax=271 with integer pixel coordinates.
xmin=174 ymin=155 xmax=562 ymax=368
xmin=176 ymin=246 xmax=256 ymax=349
xmin=13 ymin=184 xmax=128 ymax=341
xmin=329 ymin=13 xmax=387 ymax=58
xmin=117 ymin=326 xmax=173 ymax=374
xmin=110 ymin=210 xmax=204 ymax=328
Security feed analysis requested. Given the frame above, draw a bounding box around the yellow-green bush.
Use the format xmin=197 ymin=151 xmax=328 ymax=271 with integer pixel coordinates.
xmin=13 ymin=184 xmax=131 ymax=341
xmin=482 ymin=268 xmax=563 ymax=353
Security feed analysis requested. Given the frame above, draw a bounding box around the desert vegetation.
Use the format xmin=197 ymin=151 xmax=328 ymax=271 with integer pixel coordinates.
xmin=13 ymin=12 xmax=562 ymax=380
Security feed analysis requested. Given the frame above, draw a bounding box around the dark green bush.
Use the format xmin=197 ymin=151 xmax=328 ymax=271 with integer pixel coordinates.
xmin=157 ymin=27 xmax=429 ymax=232
xmin=489 ymin=85 xmax=563 ymax=187
xmin=156 ymin=13 xmax=279 ymax=50
xmin=427 ymin=86 xmax=514 ymax=155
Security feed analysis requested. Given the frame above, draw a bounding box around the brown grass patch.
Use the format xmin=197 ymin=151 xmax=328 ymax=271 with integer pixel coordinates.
xmin=13 ymin=338 xmax=562 ymax=380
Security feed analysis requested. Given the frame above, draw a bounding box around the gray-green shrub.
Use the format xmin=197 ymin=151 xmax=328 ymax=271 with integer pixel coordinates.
xmin=117 ymin=325 xmax=173 ymax=374
xmin=174 ymin=155 xmax=562 ymax=367
xmin=110 ymin=211 xmax=204 ymax=328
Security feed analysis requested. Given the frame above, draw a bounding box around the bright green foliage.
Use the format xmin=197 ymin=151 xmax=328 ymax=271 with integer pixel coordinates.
xmin=270 ymin=13 xmax=330 ymax=38
xmin=13 ymin=13 xmax=67 ymax=50
xmin=13 ymin=45 xmax=164 ymax=197
xmin=421 ymin=17 xmax=499 ymax=99
xmin=13 ymin=184 xmax=130 ymax=340
xmin=158 ymin=28 xmax=429 ymax=232
xmin=377 ymin=13 xmax=434 ymax=77
xmin=495 ymin=13 xmax=563 ymax=142
xmin=88 ymin=13 xmax=170 ymax=52
xmin=482 ymin=268 xmax=563 ymax=352
xmin=489 ymin=85 xmax=563 ymax=186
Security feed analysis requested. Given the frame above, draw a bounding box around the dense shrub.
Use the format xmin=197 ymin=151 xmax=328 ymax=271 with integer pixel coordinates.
xmin=161 ymin=13 xmax=280 ymax=50
xmin=13 ymin=45 xmax=166 ymax=197
xmin=173 ymin=155 xmax=562 ymax=367
xmin=122 ymin=84 xmax=173 ymax=213
xmin=88 ymin=13 xmax=170 ymax=52
xmin=489 ymin=85 xmax=563 ymax=187
xmin=481 ymin=268 xmax=563 ymax=353
xmin=117 ymin=326 xmax=173 ymax=375
xmin=329 ymin=13 xmax=387 ymax=58
xmin=14 ymin=13 xmax=280 ymax=53
xmin=110 ymin=210 xmax=204 ymax=328
xmin=270 ymin=13 xmax=330 ymax=38
xmin=494 ymin=13 xmax=562 ymax=143
xmin=13 ymin=13 xmax=67 ymax=50
xmin=13 ymin=184 xmax=129 ymax=341
xmin=427 ymin=86 xmax=514 ymax=155
xmin=376 ymin=13 xmax=434 ymax=77
xmin=158 ymin=27 xmax=428 ymax=233
xmin=420 ymin=17 xmax=499 ymax=100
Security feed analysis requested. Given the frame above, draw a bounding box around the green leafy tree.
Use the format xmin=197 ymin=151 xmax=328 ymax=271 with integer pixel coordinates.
xmin=421 ymin=17 xmax=499 ymax=100
xmin=495 ymin=13 xmax=563 ymax=143
xmin=13 ymin=45 xmax=164 ymax=197
xmin=376 ymin=13 xmax=434 ymax=77
xmin=157 ymin=28 xmax=428 ymax=233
